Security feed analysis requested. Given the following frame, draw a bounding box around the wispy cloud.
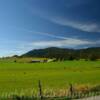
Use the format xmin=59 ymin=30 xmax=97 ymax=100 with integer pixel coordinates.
xmin=1 ymin=38 xmax=99 ymax=57
xmin=11 ymin=26 xmax=70 ymax=40
xmin=25 ymin=30 xmax=68 ymax=40
xmin=48 ymin=17 xmax=100 ymax=33
xmin=30 ymin=38 xmax=95 ymax=48
xmin=11 ymin=28 xmax=100 ymax=50
xmin=29 ymin=4 xmax=100 ymax=33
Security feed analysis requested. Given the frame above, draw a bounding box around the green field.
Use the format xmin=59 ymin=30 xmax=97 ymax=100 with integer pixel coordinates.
xmin=0 ymin=61 xmax=100 ymax=95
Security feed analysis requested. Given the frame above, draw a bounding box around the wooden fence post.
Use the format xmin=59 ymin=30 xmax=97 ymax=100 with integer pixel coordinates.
xmin=69 ymin=83 xmax=74 ymax=98
xmin=38 ymin=80 xmax=43 ymax=100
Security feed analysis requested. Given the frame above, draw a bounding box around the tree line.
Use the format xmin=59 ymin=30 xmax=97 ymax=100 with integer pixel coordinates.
xmin=21 ymin=47 xmax=100 ymax=61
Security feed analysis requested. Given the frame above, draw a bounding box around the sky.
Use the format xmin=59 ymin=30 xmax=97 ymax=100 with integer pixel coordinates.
xmin=0 ymin=0 xmax=100 ymax=57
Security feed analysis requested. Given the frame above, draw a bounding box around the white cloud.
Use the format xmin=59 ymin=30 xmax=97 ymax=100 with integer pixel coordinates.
xmin=1 ymin=36 xmax=99 ymax=57
xmin=30 ymin=38 xmax=94 ymax=48
xmin=49 ymin=17 xmax=100 ymax=33
xmin=29 ymin=5 xmax=100 ymax=33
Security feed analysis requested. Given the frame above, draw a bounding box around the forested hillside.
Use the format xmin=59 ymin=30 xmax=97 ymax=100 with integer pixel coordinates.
xmin=22 ymin=47 xmax=100 ymax=60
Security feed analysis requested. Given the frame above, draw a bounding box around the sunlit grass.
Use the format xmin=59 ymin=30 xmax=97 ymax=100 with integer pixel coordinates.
xmin=0 ymin=60 xmax=100 ymax=94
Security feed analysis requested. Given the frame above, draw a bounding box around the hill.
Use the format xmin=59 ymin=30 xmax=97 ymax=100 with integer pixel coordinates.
xmin=21 ymin=47 xmax=100 ymax=60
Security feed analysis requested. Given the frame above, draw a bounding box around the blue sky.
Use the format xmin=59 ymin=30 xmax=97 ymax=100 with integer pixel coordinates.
xmin=0 ymin=0 xmax=100 ymax=57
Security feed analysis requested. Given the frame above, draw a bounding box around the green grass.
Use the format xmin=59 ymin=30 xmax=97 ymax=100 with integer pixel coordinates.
xmin=0 ymin=60 xmax=100 ymax=94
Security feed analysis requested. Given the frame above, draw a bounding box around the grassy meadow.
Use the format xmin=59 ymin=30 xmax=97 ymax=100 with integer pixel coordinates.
xmin=0 ymin=60 xmax=100 ymax=96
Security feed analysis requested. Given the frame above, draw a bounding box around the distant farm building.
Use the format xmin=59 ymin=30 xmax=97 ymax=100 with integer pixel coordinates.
xmin=30 ymin=59 xmax=56 ymax=63
xmin=47 ymin=59 xmax=56 ymax=62
xmin=30 ymin=59 xmax=44 ymax=63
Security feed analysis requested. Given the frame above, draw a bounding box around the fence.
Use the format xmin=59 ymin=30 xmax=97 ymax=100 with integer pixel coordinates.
xmin=0 ymin=81 xmax=100 ymax=100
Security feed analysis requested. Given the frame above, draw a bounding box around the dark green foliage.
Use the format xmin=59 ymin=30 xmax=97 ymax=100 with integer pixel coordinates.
xmin=68 ymin=55 xmax=75 ymax=60
xmin=89 ymin=54 xmax=98 ymax=61
xmin=90 ymin=85 xmax=100 ymax=92
xmin=12 ymin=55 xmax=19 ymax=58
xmin=14 ymin=60 xmax=17 ymax=62
xmin=21 ymin=47 xmax=100 ymax=61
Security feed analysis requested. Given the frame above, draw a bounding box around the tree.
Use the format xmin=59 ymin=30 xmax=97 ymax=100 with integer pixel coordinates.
xmin=68 ymin=55 xmax=75 ymax=60
xmin=89 ymin=54 xmax=97 ymax=61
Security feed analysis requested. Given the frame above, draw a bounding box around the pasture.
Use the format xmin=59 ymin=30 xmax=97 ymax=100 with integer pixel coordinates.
xmin=0 ymin=60 xmax=100 ymax=96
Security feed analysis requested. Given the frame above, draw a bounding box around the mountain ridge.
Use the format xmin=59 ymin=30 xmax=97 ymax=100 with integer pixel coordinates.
xmin=21 ymin=47 xmax=100 ymax=59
